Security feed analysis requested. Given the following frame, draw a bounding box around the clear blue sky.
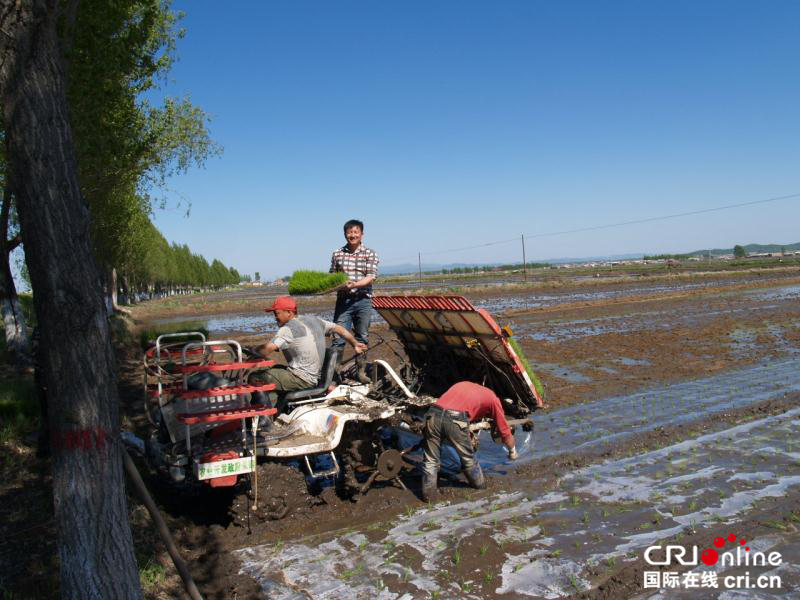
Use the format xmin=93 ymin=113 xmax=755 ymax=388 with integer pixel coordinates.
xmin=150 ymin=0 xmax=800 ymax=279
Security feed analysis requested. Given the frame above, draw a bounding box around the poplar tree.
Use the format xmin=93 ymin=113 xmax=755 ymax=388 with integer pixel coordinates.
xmin=0 ymin=0 xmax=142 ymax=596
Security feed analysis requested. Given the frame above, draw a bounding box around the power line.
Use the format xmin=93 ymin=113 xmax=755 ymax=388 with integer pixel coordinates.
xmin=524 ymin=192 xmax=800 ymax=240
xmin=382 ymin=192 xmax=800 ymax=263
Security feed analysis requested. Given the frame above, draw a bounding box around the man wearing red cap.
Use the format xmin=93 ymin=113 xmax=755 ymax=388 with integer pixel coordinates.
xmin=251 ymin=296 xmax=366 ymax=409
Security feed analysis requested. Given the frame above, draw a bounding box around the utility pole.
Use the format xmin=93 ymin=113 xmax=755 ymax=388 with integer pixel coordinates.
xmin=521 ymin=234 xmax=527 ymax=282
xmin=418 ymin=252 xmax=423 ymax=285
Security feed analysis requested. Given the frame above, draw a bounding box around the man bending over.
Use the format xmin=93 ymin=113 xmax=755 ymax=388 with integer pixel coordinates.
xmin=421 ymin=381 xmax=517 ymax=502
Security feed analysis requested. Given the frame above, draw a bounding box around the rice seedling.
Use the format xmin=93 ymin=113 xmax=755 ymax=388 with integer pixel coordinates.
xmin=288 ymin=270 xmax=348 ymax=295
xmin=452 ymin=547 xmax=461 ymax=566
xmin=506 ymin=336 xmax=545 ymax=399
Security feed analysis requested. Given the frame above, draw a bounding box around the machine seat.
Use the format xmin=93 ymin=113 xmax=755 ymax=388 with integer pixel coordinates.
xmin=283 ymin=347 xmax=340 ymax=402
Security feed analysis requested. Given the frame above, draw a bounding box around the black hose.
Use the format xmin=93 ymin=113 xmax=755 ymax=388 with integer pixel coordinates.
xmin=122 ymin=447 xmax=204 ymax=600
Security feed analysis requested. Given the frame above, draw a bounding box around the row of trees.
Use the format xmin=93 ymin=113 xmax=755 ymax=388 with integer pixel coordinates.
xmin=1 ymin=0 xmax=242 ymax=342
xmin=113 ymin=223 xmax=243 ymax=303
xmin=0 ymin=1 xmax=230 ymax=597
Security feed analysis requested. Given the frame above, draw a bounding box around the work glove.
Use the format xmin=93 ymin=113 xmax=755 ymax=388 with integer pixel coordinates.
xmin=507 ymin=446 xmax=518 ymax=461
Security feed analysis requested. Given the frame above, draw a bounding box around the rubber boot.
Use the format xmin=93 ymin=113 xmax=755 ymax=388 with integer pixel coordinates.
xmin=256 ymin=390 xmax=277 ymax=431
xmin=355 ymin=354 xmax=371 ymax=384
xmin=421 ymin=472 xmax=438 ymax=502
xmin=464 ymin=463 xmax=486 ymax=489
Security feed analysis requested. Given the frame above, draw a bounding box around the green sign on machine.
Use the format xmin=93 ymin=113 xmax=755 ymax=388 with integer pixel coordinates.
xmin=196 ymin=455 xmax=255 ymax=480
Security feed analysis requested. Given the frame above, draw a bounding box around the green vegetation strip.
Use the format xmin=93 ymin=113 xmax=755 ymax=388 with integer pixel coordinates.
xmin=507 ymin=336 xmax=545 ymax=400
xmin=138 ymin=321 xmax=209 ymax=350
xmin=288 ymin=270 xmax=348 ymax=295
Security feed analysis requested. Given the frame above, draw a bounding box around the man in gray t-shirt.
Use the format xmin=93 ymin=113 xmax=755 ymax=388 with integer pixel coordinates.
xmin=251 ymin=296 xmax=366 ymax=410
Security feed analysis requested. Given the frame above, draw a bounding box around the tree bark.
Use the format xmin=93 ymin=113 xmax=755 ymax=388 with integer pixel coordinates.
xmin=0 ymin=2 xmax=142 ymax=598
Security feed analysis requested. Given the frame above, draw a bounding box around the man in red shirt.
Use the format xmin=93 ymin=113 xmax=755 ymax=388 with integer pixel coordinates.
xmin=422 ymin=381 xmax=517 ymax=501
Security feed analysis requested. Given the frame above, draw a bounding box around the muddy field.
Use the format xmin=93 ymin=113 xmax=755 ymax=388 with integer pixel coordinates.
xmin=5 ymin=269 xmax=799 ymax=599
xmin=115 ymin=268 xmax=800 ymax=599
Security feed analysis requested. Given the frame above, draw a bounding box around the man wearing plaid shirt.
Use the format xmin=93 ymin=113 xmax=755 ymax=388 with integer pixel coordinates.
xmin=329 ymin=219 xmax=379 ymax=382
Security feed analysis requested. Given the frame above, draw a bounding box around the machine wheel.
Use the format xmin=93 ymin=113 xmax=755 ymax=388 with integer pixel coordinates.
xmin=376 ymin=449 xmax=403 ymax=479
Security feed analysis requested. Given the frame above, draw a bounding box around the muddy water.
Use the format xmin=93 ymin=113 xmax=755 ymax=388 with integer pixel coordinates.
xmin=150 ymin=308 xmax=372 ymax=337
xmin=509 ymin=304 xmax=797 ymax=343
xmin=147 ymin=280 xmax=800 ymax=343
xmin=236 ymin=353 xmax=800 ymax=599
xmin=473 ymin=279 xmax=754 ymax=315
xmin=469 ymin=356 xmax=800 ymax=469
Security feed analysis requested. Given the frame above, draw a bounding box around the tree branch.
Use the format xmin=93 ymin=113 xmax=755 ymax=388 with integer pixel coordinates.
xmin=7 ymin=233 xmax=21 ymax=251
xmin=0 ymin=176 xmax=11 ymax=250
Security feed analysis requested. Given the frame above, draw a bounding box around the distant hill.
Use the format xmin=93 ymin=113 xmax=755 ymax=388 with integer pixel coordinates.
xmin=379 ymin=243 xmax=800 ymax=275
xmin=689 ymin=242 xmax=800 ymax=256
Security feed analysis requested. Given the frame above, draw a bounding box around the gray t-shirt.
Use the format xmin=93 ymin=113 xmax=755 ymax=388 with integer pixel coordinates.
xmin=272 ymin=315 xmax=336 ymax=385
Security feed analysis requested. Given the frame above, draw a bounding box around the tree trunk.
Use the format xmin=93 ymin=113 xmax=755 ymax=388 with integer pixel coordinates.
xmin=121 ymin=273 xmax=133 ymax=304
xmin=111 ymin=267 xmax=120 ymax=309
xmin=0 ymin=257 xmax=29 ymax=360
xmin=0 ymin=185 xmax=30 ymax=363
xmin=0 ymin=2 xmax=142 ymax=599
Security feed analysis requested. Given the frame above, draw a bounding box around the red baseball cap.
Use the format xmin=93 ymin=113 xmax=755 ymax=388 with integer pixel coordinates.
xmin=264 ymin=296 xmax=297 ymax=312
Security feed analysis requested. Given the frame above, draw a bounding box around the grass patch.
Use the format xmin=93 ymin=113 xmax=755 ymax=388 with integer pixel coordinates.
xmin=0 ymin=377 xmax=38 ymax=443
xmin=507 ymin=336 xmax=545 ymax=400
xmin=138 ymin=322 xmax=209 ymax=350
xmin=139 ymin=559 xmax=166 ymax=590
xmin=287 ymin=271 xmax=347 ymax=295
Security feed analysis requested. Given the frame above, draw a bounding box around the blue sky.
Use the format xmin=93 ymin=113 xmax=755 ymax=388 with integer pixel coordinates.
xmin=150 ymin=1 xmax=800 ymax=279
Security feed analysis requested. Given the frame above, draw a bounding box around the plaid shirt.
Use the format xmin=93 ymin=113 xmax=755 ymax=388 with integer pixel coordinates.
xmin=329 ymin=244 xmax=379 ymax=297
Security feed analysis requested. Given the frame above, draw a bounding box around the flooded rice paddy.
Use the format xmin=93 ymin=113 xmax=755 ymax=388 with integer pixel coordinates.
xmin=133 ymin=273 xmax=800 ymax=599
xmin=237 ymin=407 xmax=800 ymax=598
xmin=237 ymin=350 xmax=800 ymax=598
